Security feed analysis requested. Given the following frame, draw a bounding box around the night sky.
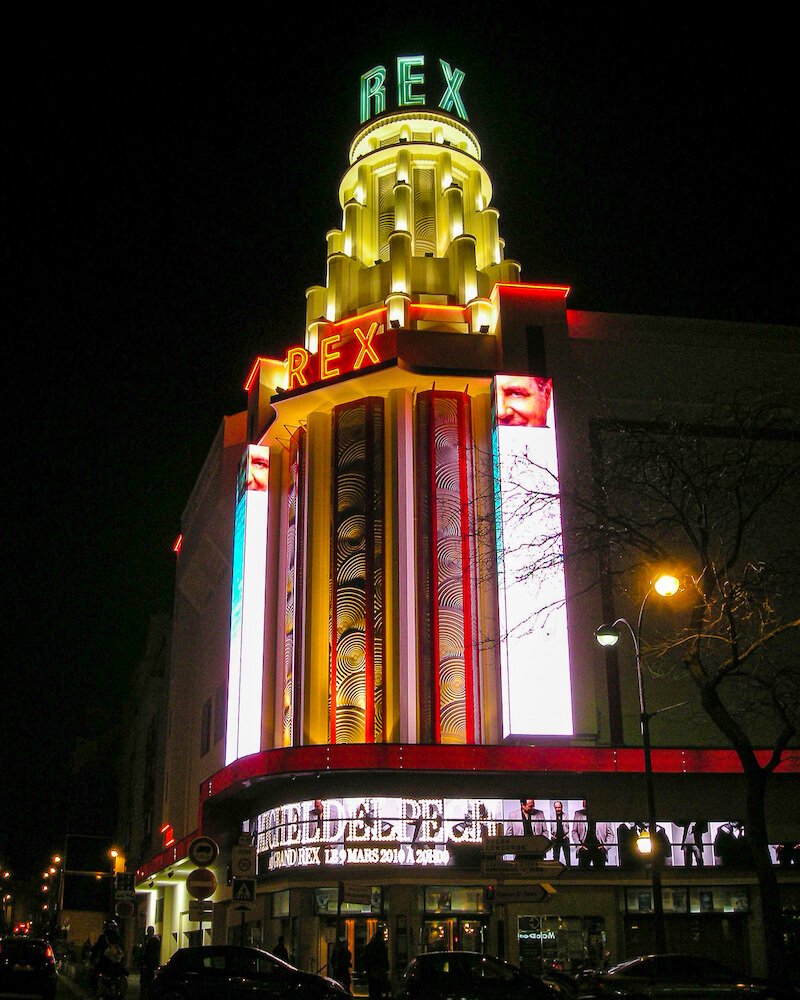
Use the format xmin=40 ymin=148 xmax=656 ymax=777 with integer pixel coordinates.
xmin=4 ymin=9 xmax=798 ymax=880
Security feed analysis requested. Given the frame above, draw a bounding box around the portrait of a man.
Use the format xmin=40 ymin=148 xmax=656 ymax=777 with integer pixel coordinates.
xmin=506 ymin=798 xmax=547 ymax=836
xmin=245 ymin=445 xmax=270 ymax=492
xmin=495 ymin=375 xmax=553 ymax=427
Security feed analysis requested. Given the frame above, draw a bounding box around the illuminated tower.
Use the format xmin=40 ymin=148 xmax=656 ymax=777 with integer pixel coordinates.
xmin=304 ymin=111 xmax=521 ymax=342
xmin=236 ymin=97 xmax=571 ymax=761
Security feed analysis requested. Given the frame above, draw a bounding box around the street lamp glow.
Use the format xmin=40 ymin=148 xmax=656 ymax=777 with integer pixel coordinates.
xmin=653 ymin=574 xmax=680 ymax=597
xmin=593 ymin=572 xmax=681 ymax=954
xmin=594 ymin=624 xmax=621 ymax=647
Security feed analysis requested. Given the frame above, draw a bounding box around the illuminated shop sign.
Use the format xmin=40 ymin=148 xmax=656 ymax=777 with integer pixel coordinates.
xmin=225 ymin=446 xmax=269 ymax=765
xmin=360 ymin=56 xmax=468 ymax=123
xmin=492 ymin=375 xmax=573 ymax=737
xmin=253 ymin=797 xmax=781 ymax=873
xmin=256 ymin=797 xmax=505 ymax=872
xmin=284 ymin=317 xmax=389 ymax=392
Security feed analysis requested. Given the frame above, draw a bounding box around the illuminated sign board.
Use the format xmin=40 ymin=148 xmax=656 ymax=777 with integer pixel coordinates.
xmin=492 ymin=376 xmax=574 ymax=737
xmin=256 ymin=796 xmax=504 ymax=872
xmin=225 ymin=446 xmax=269 ymax=765
xmin=253 ymin=798 xmax=773 ymax=873
xmin=360 ymin=56 xmax=468 ymax=123
xmin=285 ymin=319 xmax=388 ymax=391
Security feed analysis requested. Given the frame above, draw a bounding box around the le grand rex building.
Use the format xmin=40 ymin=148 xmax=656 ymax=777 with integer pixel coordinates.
xmin=130 ymin=56 xmax=800 ymax=986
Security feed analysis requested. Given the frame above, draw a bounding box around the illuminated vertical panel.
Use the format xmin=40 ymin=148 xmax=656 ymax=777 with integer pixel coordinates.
xmin=377 ymin=174 xmax=394 ymax=263
xmin=283 ymin=428 xmax=307 ymax=746
xmin=416 ymin=391 xmax=480 ymax=744
xmin=225 ymin=446 xmax=269 ymax=764
xmin=413 ymin=167 xmax=436 ymax=256
xmin=492 ymin=375 xmax=573 ymax=736
xmin=330 ymin=398 xmax=385 ymax=743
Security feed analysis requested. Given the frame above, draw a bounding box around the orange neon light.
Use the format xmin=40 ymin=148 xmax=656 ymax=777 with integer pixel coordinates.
xmin=409 ymin=303 xmax=469 ymax=319
xmin=332 ymin=306 xmax=387 ymax=332
xmin=243 ymin=354 xmax=284 ymax=392
xmin=353 ymin=322 xmax=381 ymax=369
xmin=286 ymin=347 xmax=311 ymax=390
xmin=319 ymin=331 xmax=342 ymax=380
xmin=172 ymin=534 xmax=183 ymax=555
xmin=244 ymin=356 xmax=266 ymax=392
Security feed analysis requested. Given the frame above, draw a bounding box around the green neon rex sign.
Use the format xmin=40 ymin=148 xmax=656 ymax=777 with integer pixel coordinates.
xmin=360 ymin=56 xmax=468 ymax=124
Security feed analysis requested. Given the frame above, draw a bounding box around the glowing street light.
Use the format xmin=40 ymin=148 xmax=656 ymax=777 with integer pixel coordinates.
xmin=594 ymin=573 xmax=681 ymax=953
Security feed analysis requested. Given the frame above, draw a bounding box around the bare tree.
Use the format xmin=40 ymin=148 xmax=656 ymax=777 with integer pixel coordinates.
xmin=502 ymin=391 xmax=800 ymax=978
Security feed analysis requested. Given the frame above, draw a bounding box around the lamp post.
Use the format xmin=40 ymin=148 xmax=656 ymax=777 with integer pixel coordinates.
xmin=595 ymin=574 xmax=680 ymax=954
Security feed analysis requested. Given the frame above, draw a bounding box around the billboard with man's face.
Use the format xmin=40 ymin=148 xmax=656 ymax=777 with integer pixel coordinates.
xmin=226 ymin=445 xmax=270 ymax=764
xmin=492 ymin=375 xmax=573 ymax=737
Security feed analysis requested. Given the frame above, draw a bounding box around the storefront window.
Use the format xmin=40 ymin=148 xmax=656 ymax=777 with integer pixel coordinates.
xmin=518 ymin=916 xmax=605 ymax=975
xmin=424 ymin=886 xmax=488 ymax=913
xmin=624 ymin=886 xmax=749 ymax=914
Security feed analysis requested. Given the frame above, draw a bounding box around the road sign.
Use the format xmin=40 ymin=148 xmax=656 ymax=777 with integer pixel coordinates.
xmin=186 ymin=867 xmax=217 ymax=900
xmin=188 ymin=900 xmax=213 ymax=922
xmin=232 ymin=845 xmax=256 ymax=877
xmin=115 ymin=899 xmax=135 ymax=918
xmin=232 ymin=877 xmax=255 ymax=902
xmin=481 ymin=858 xmax=565 ymax=878
xmin=482 ymin=835 xmax=551 ymax=856
xmin=188 ymin=836 xmax=220 ymax=868
xmin=114 ymin=872 xmax=136 ymax=901
xmin=493 ymin=883 xmax=556 ymax=904
xmin=231 ymin=877 xmax=256 ymax=912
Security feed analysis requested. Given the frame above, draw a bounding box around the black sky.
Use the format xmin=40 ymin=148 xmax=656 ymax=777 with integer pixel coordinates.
xmin=3 ymin=8 xmax=798 ymax=880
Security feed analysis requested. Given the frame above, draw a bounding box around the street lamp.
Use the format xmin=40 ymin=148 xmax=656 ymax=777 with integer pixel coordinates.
xmin=595 ymin=573 xmax=681 ymax=954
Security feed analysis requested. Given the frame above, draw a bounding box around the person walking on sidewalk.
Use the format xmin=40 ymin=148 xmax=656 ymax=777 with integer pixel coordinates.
xmin=138 ymin=926 xmax=161 ymax=999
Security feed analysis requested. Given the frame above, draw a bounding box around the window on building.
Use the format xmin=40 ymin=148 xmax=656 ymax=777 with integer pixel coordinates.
xmin=200 ymin=699 xmax=212 ymax=757
xmin=214 ymin=684 xmax=225 ymax=745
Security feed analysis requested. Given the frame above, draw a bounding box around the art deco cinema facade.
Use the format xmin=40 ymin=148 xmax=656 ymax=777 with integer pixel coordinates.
xmin=132 ymin=57 xmax=800 ymax=987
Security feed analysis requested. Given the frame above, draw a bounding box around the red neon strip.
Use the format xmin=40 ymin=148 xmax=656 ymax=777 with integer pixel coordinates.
xmin=199 ymin=744 xmax=800 ymax=805
xmin=429 ymin=395 xmax=441 ymax=743
xmin=457 ymin=394 xmax=476 ymax=744
xmin=494 ymin=282 xmax=571 ymax=300
xmin=172 ymin=534 xmax=183 ymax=555
xmin=364 ymin=400 xmax=375 ymax=743
xmin=330 ymin=413 xmax=339 ymax=744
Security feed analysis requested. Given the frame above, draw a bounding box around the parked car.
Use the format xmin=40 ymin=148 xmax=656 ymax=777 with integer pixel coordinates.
xmin=395 ymin=950 xmax=572 ymax=999
xmin=576 ymin=954 xmax=797 ymax=999
xmin=0 ymin=936 xmax=58 ymax=1000
xmin=150 ymin=945 xmax=349 ymax=999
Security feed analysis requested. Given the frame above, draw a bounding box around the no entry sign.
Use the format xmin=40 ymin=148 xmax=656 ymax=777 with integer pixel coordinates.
xmin=186 ymin=867 xmax=217 ymax=900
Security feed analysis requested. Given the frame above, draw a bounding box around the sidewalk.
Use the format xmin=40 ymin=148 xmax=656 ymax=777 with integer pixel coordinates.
xmin=58 ymin=962 xmax=140 ymax=1000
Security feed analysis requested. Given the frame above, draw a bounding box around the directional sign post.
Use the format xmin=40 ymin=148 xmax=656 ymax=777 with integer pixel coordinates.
xmin=481 ymin=859 xmax=566 ymax=879
xmin=231 ymin=877 xmax=256 ymax=946
xmin=482 ymin=835 xmax=552 ymax=857
xmin=493 ymin=883 xmax=556 ymax=904
xmin=188 ymin=900 xmax=214 ymax=922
